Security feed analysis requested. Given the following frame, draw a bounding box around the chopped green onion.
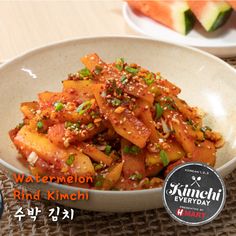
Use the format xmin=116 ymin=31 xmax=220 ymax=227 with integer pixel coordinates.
xmin=65 ymin=121 xmax=80 ymax=130
xmin=116 ymin=88 xmax=123 ymax=95
xmin=66 ymin=154 xmax=75 ymax=166
xmin=116 ymin=58 xmax=124 ymax=64
xmin=164 ymin=96 xmax=173 ymax=102
xmin=120 ymin=75 xmax=128 ymax=85
xmin=160 ymin=150 xmax=169 ymax=167
xmin=162 ymin=97 xmax=175 ymax=111
xmin=186 ymin=119 xmax=197 ymax=130
xmin=144 ymin=78 xmax=154 ymax=86
xmin=115 ymin=64 xmax=122 ymax=71
xmin=86 ymin=123 xmax=94 ymax=129
xmin=130 ymin=145 xmax=140 ymax=154
xmin=155 ymin=103 xmax=163 ymax=119
xmin=166 ymin=104 xmax=176 ymax=111
xmin=123 ymin=145 xmax=140 ymax=155
xmin=123 ymin=146 xmax=130 ymax=154
xmin=94 ymin=174 xmax=105 ymax=187
xmin=79 ymin=67 xmax=91 ymax=78
xmin=65 ymin=121 xmax=73 ymax=128
xmin=37 ymin=121 xmax=43 ymax=129
xmin=90 ymin=111 xmax=99 ymax=119
xmin=105 ymin=145 xmax=112 ymax=155
xmin=200 ymin=126 xmax=212 ymax=132
xmin=95 ymin=181 xmax=103 ymax=187
xmin=77 ymin=101 xmax=92 ymax=115
xmin=54 ymin=102 xmax=64 ymax=112
xmin=143 ymin=73 xmax=154 ymax=86
xmin=200 ymin=126 xmax=211 ymax=137
xmin=111 ymin=98 xmax=121 ymax=107
xmin=94 ymin=164 xmax=103 ymax=171
xmin=115 ymin=58 xmax=124 ymax=71
xmin=125 ymin=66 xmax=139 ymax=75
xmin=129 ymin=173 xmax=143 ymax=181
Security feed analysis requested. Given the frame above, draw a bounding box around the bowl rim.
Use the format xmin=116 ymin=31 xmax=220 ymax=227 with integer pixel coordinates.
xmin=0 ymin=35 xmax=236 ymax=196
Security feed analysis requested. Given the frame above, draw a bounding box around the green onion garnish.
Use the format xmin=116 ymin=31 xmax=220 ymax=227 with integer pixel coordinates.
xmin=164 ymin=96 xmax=173 ymax=102
xmin=143 ymin=73 xmax=154 ymax=86
xmin=86 ymin=123 xmax=94 ymax=129
xmin=123 ymin=145 xmax=140 ymax=155
xmin=123 ymin=146 xmax=130 ymax=154
xmin=79 ymin=67 xmax=91 ymax=78
xmin=65 ymin=121 xmax=80 ymax=130
xmin=37 ymin=121 xmax=43 ymax=129
xmin=77 ymin=101 xmax=92 ymax=115
xmin=116 ymin=88 xmax=123 ymax=95
xmin=90 ymin=111 xmax=99 ymax=119
xmin=65 ymin=121 xmax=74 ymax=128
xmin=66 ymin=154 xmax=75 ymax=166
xmin=125 ymin=66 xmax=139 ymax=75
xmin=65 ymin=121 xmax=73 ymax=128
xmin=155 ymin=103 xmax=163 ymax=119
xmin=105 ymin=145 xmax=112 ymax=155
xmin=94 ymin=164 xmax=103 ymax=171
xmin=200 ymin=126 xmax=212 ymax=137
xmin=129 ymin=173 xmax=143 ymax=181
xmin=166 ymin=104 xmax=175 ymax=111
xmin=115 ymin=58 xmax=124 ymax=71
xmin=120 ymin=75 xmax=128 ymax=84
xmin=111 ymin=98 xmax=121 ymax=107
xmin=95 ymin=181 xmax=103 ymax=187
xmin=160 ymin=150 xmax=169 ymax=167
xmin=200 ymin=126 xmax=212 ymax=132
xmin=54 ymin=102 xmax=64 ymax=112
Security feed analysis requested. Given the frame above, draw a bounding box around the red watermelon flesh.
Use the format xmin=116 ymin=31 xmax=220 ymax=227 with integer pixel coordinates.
xmin=187 ymin=0 xmax=232 ymax=31
xmin=127 ymin=0 xmax=195 ymax=35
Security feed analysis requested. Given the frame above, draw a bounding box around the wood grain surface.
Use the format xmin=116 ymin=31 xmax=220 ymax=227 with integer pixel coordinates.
xmin=0 ymin=0 xmax=136 ymax=62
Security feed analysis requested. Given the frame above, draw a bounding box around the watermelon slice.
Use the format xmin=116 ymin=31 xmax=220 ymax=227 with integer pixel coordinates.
xmin=187 ymin=0 xmax=232 ymax=32
xmin=127 ymin=0 xmax=195 ymax=35
xmin=227 ymin=0 xmax=236 ymax=10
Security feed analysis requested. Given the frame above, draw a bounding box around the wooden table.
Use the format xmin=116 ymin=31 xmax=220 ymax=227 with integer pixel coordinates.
xmin=0 ymin=0 xmax=135 ymax=63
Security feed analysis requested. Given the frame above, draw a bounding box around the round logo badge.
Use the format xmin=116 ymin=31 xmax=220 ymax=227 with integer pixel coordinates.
xmin=0 ymin=191 xmax=3 ymax=219
xmin=163 ymin=162 xmax=226 ymax=226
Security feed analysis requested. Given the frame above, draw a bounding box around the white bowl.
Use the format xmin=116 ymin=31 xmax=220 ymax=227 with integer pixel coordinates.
xmin=0 ymin=36 xmax=236 ymax=212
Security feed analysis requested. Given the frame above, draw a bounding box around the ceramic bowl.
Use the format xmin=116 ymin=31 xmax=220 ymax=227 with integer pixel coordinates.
xmin=0 ymin=36 xmax=236 ymax=212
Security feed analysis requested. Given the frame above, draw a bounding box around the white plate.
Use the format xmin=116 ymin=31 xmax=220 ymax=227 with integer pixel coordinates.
xmin=123 ymin=3 xmax=236 ymax=57
xmin=0 ymin=36 xmax=236 ymax=212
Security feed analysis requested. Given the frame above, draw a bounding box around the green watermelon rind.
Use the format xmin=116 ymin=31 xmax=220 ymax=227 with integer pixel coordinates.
xmin=184 ymin=10 xmax=195 ymax=34
xmin=208 ymin=8 xmax=232 ymax=32
xmin=173 ymin=7 xmax=195 ymax=35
